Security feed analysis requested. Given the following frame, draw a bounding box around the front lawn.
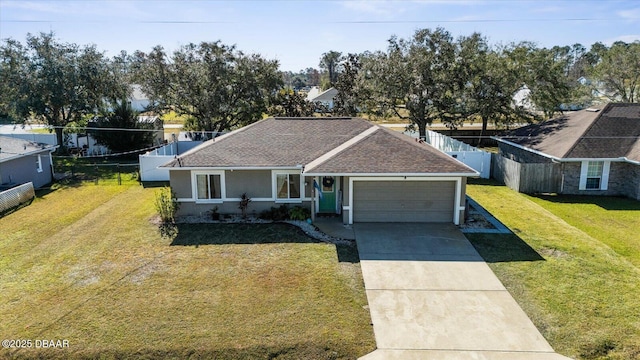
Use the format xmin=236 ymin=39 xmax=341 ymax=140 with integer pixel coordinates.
xmin=466 ymin=183 xmax=640 ymax=360
xmin=0 ymin=184 xmax=375 ymax=359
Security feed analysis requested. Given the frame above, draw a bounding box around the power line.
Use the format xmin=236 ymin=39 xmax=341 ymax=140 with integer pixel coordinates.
xmin=5 ymin=17 xmax=634 ymax=25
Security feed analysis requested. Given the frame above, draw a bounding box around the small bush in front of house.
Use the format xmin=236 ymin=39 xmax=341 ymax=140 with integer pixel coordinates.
xmin=239 ymin=192 xmax=251 ymax=218
xmin=259 ymin=204 xmax=290 ymax=221
xmin=289 ymin=206 xmax=310 ymax=221
xmin=155 ymin=187 xmax=179 ymax=223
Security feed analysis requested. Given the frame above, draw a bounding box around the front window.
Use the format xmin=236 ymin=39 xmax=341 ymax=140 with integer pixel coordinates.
xmin=276 ymin=173 xmax=300 ymax=200
xmin=196 ymin=174 xmax=221 ymax=199
xmin=585 ymin=161 xmax=603 ymax=190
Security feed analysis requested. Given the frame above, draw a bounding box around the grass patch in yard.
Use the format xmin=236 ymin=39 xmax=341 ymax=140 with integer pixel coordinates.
xmin=0 ymin=184 xmax=375 ymax=359
xmin=528 ymin=194 xmax=640 ymax=268
xmin=466 ymin=183 xmax=640 ymax=360
xmin=54 ymin=157 xmax=140 ymax=185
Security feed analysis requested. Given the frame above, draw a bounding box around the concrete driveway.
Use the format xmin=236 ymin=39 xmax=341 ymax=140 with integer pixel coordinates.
xmin=355 ymin=223 xmax=571 ymax=360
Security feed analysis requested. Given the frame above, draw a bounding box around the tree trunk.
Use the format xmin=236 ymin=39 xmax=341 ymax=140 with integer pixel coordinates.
xmin=478 ymin=116 xmax=488 ymax=148
xmin=418 ymin=122 xmax=427 ymax=141
xmin=55 ymin=127 xmax=65 ymax=153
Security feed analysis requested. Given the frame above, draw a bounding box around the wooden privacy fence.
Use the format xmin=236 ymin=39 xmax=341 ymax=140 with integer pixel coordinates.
xmin=492 ymin=155 xmax=561 ymax=194
xmin=0 ymin=182 xmax=35 ymax=215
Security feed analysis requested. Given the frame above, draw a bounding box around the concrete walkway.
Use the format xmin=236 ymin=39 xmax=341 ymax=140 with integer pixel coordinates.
xmin=354 ymin=223 xmax=571 ymax=360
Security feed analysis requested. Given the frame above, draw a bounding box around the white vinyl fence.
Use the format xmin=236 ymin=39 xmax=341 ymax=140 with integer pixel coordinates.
xmin=417 ymin=130 xmax=492 ymax=178
xmin=0 ymin=182 xmax=35 ymax=215
xmin=139 ymin=141 xmax=202 ymax=181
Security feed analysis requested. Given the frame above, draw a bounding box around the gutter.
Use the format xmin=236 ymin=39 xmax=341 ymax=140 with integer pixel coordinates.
xmin=492 ymin=136 xmax=561 ymax=161
xmin=165 ymin=166 xmax=303 ymax=171
xmin=623 ymin=157 xmax=640 ymax=165
xmin=0 ymin=145 xmax=59 ymax=164
xmin=302 ymin=172 xmax=480 ymax=177
xmin=492 ymin=136 xmax=635 ymax=164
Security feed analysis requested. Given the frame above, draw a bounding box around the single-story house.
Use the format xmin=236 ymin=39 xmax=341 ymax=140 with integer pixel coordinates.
xmin=0 ymin=135 xmax=58 ymax=189
xmin=307 ymin=87 xmax=338 ymax=110
xmin=163 ymin=117 xmax=478 ymax=224
xmin=494 ymin=103 xmax=640 ymax=200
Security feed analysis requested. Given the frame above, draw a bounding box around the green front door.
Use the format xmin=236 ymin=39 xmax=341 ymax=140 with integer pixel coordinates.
xmin=318 ymin=176 xmax=336 ymax=213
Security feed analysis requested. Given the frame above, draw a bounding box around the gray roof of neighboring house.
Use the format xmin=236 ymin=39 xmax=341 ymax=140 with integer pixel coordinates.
xmin=0 ymin=136 xmax=56 ymax=163
xmin=164 ymin=117 xmax=477 ymax=175
xmin=498 ymin=103 xmax=640 ymax=162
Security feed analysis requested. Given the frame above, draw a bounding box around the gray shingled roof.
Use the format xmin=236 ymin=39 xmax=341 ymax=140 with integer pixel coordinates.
xmin=164 ymin=117 xmax=477 ymax=175
xmin=499 ymin=103 xmax=640 ymax=161
xmin=566 ymin=104 xmax=640 ymax=161
xmin=0 ymin=136 xmax=55 ymax=163
xmin=305 ymin=126 xmax=476 ymax=174
xmin=164 ymin=117 xmax=373 ymax=168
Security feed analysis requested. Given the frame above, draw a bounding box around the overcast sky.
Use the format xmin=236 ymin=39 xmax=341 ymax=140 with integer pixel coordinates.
xmin=2 ymin=0 xmax=640 ymax=71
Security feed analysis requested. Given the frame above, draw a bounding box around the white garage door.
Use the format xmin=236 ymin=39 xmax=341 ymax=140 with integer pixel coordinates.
xmin=353 ymin=181 xmax=455 ymax=223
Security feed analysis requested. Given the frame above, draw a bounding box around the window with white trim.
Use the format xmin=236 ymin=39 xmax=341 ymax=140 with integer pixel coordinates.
xmin=36 ymin=155 xmax=43 ymax=173
xmin=275 ymin=173 xmax=301 ymax=200
xmin=579 ymin=161 xmax=610 ymax=191
xmin=585 ymin=161 xmax=603 ymax=189
xmin=195 ymin=173 xmax=222 ymax=200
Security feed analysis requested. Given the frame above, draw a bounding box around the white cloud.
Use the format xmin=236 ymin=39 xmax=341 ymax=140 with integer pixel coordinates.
xmin=618 ymin=7 xmax=640 ymax=20
xmin=531 ymin=5 xmax=565 ymax=14
xmin=0 ymin=1 xmax=67 ymax=14
xmin=603 ymin=34 xmax=640 ymax=45
xmin=1 ymin=0 xmax=148 ymax=20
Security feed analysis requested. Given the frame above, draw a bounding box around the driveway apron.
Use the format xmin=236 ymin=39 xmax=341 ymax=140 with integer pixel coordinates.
xmin=355 ymin=223 xmax=571 ymax=360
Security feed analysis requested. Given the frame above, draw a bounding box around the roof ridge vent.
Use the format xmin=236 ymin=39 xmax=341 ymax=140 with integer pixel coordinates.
xmin=585 ymin=108 xmax=600 ymax=112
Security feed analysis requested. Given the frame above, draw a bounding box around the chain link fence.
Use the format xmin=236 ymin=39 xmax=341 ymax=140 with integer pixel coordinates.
xmin=54 ymin=160 xmax=141 ymax=185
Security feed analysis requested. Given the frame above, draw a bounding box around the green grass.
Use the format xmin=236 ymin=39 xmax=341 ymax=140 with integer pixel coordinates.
xmin=54 ymin=157 xmax=140 ymax=185
xmin=527 ymin=194 xmax=640 ymax=268
xmin=0 ymin=183 xmax=375 ymax=359
xmin=466 ymin=183 xmax=640 ymax=360
xmin=25 ymin=128 xmax=53 ymax=134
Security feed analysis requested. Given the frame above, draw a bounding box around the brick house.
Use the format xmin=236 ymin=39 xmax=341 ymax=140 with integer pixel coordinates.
xmin=494 ymin=103 xmax=640 ymax=200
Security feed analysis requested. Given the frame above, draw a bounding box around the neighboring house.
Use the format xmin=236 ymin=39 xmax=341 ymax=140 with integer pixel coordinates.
xmin=494 ymin=103 xmax=640 ymax=200
xmin=307 ymin=87 xmax=338 ymax=110
xmin=304 ymin=86 xmax=321 ymax=99
xmin=130 ymin=84 xmax=151 ymax=112
xmin=512 ymin=85 xmax=534 ymax=111
xmin=513 ymin=84 xmax=587 ymax=112
xmin=0 ymin=136 xmax=58 ymax=189
xmin=66 ymin=116 xmax=164 ymax=157
xmin=163 ymin=117 xmax=478 ymax=224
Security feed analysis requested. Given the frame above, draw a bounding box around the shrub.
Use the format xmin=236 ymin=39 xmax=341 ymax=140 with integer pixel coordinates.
xmin=289 ymin=206 xmax=310 ymax=221
xmin=259 ymin=204 xmax=290 ymax=221
xmin=155 ymin=187 xmax=179 ymax=223
xmin=239 ymin=193 xmax=251 ymax=218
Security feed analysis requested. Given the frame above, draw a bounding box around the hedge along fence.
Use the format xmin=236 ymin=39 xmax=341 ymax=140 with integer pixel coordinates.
xmin=0 ymin=182 xmax=35 ymax=216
